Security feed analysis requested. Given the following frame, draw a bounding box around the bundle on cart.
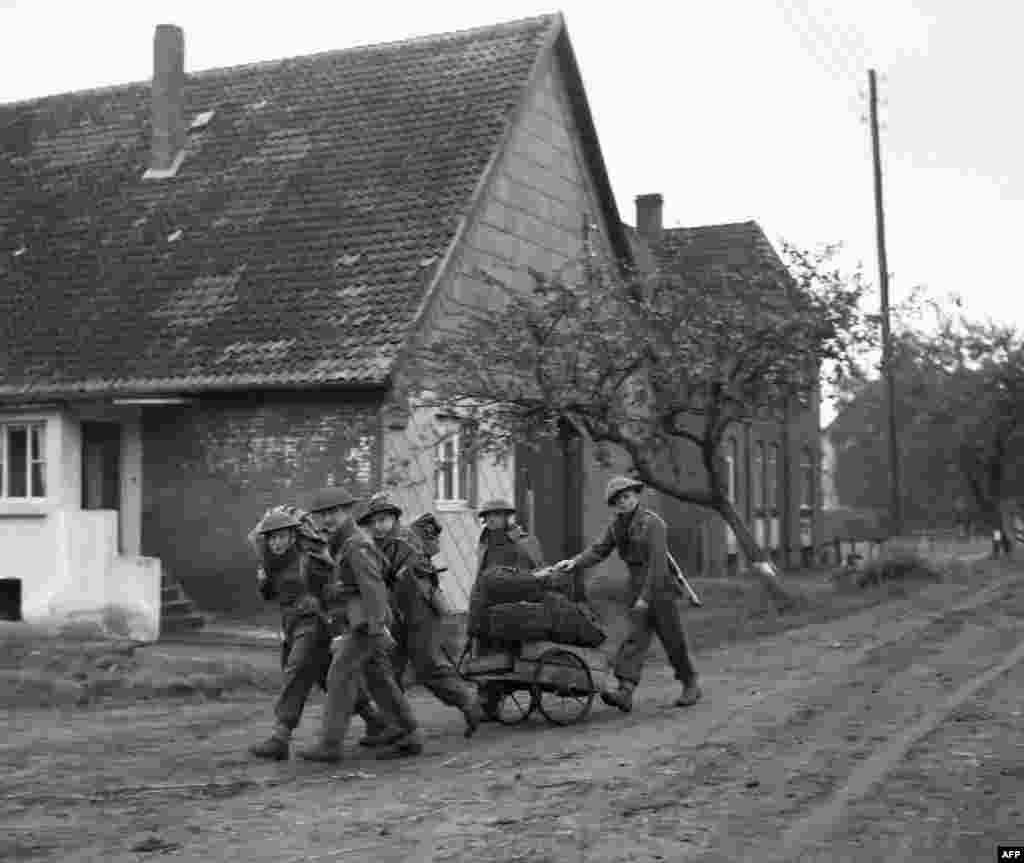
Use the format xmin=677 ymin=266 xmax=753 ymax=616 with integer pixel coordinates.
xmin=468 ymin=565 xmax=560 ymax=637
xmin=488 ymin=592 xmax=607 ymax=648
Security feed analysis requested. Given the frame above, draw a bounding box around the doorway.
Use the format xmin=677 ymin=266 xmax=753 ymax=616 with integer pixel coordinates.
xmin=81 ymin=421 xmax=122 ymax=551
xmin=514 ymin=421 xmax=584 ymax=563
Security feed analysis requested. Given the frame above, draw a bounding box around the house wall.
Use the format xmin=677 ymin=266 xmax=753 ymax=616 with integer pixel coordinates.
xmin=381 ymin=409 xmax=514 ymax=611
xmin=141 ymin=392 xmax=380 ymax=613
xmin=390 ymin=48 xmax=629 ymax=598
xmin=651 ymin=401 xmax=823 ymax=577
xmin=0 ymin=407 xmax=160 ymax=639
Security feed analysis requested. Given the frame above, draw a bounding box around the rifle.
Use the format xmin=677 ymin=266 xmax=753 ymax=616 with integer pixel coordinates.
xmin=666 ymin=550 xmax=703 ymax=607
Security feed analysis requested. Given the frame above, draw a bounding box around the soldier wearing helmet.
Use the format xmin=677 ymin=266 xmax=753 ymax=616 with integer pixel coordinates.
xmin=298 ymin=487 xmax=423 ymax=764
xmin=246 ymin=505 xmax=337 ymax=761
xmin=553 ymin=475 xmax=702 ymax=712
xmin=475 ymin=499 xmax=545 ymax=577
xmin=358 ymin=494 xmax=483 ymax=739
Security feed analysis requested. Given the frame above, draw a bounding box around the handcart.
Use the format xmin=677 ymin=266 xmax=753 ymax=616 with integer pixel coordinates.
xmin=455 ymin=566 xmax=611 ymax=727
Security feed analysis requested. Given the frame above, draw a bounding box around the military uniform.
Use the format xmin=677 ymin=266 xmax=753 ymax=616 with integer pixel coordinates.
xmin=300 ymin=513 xmax=421 ymax=763
xmin=469 ymin=500 xmax=545 ymax=642
xmin=361 ymin=497 xmax=482 ymax=738
xmin=247 ymin=508 xmax=335 ymax=760
xmin=568 ymin=477 xmax=701 ymax=711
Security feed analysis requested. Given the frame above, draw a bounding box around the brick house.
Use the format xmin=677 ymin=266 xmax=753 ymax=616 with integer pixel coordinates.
xmin=0 ymin=14 xmax=636 ymax=634
xmin=623 ymin=194 xmax=823 ymax=576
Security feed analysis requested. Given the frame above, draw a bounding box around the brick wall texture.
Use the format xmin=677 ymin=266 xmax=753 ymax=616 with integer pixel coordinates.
xmin=141 ymin=392 xmax=380 ymax=613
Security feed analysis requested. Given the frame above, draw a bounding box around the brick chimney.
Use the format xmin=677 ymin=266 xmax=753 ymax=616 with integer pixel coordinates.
xmin=635 ymin=193 xmax=664 ymax=245
xmin=150 ymin=24 xmax=185 ymax=175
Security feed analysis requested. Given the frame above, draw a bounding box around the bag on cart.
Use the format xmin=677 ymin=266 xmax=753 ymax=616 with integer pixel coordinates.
xmin=480 ymin=566 xmax=552 ymax=605
xmin=487 ymin=600 xmax=553 ymax=643
xmin=543 ymin=593 xmax=607 ymax=648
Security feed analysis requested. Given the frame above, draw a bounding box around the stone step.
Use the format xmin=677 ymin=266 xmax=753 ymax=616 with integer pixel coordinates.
xmin=160 ymin=612 xmax=206 ymax=633
xmin=162 ymin=598 xmax=198 ymax=616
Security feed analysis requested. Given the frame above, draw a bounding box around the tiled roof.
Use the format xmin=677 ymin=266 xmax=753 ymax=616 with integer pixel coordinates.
xmin=651 ymin=221 xmax=782 ymax=276
xmin=0 ymin=15 xmax=563 ymax=398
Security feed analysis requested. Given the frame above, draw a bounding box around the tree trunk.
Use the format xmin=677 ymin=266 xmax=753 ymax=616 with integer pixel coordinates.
xmin=714 ymin=495 xmax=797 ymax=607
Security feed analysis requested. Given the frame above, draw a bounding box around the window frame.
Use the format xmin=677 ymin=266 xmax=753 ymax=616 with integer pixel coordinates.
xmin=800 ymin=445 xmax=815 ymax=512
xmin=753 ymin=440 xmax=765 ymax=516
xmin=766 ymin=442 xmax=779 ymax=515
xmin=434 ymin=422 xmax=478 ymax=511
xmin=1 ymin=419 xmax=50 ymax=503
xmin=724 ymin=438 xmax=738 ymax=504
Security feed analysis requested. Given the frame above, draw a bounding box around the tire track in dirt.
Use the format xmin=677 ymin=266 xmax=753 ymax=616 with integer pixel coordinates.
xmin=5 ymin=566 xmax=1020 ymax=863
xmin=753 ymin=634 xmax=1024 ymax=863
xmin=681 ymin=595 xmax=1024 ymax=860
xmin=817 ymin=663 xmax=1024 ymax=863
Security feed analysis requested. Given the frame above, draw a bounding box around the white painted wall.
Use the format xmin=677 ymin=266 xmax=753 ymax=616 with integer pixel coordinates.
xmin=382 ymin=404 xmax=514 ymax=611
xmin=0 ymin=409 xmax=161 ymax=641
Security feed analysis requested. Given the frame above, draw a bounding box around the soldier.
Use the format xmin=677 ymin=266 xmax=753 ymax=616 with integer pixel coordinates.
xmin=246 ymin=507 xmax=335 ymax=761
xmin=553 ymin=476 xmax=702 ymax=712
xmin=475 ymin=499 xmax=545 ymax=575
xmin=358 ymin=496 xmax=483 ymax=738
xmin=470 ymin=499 xmax=546 ymax=717
xmin=298 ymin=487 xmax=423 ymax=763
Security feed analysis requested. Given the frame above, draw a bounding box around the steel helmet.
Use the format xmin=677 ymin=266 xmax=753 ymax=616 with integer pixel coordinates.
xmin=357 ymin=493 xmax=403 ymax=526
xmin=308 ymin=487 xmax=360 ymax=513
xmin=605 ymin=475 xmax=644 ymax=506
xmin=478 ymin=499 xmax=516 ymax=517
xmin=410 ymin=512 xmax=442 ymax=538
xmin=257 ymin=510 xmax=301 ymax=535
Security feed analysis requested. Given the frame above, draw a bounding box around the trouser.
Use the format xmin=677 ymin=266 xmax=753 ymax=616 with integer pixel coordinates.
xmin=613 ymin=596 xmax=697 ymax=687
xmin=274 ymin=612 xmax=330 ymax=734
xmin=318 ymin=629 xmax=418 ymax=748
xmin=392 ymin=580 xmax=474 ymax=710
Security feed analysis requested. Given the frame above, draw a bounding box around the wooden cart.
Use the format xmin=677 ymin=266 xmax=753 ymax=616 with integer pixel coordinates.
xmin=457 ymin=639 xmax=611 ymax=727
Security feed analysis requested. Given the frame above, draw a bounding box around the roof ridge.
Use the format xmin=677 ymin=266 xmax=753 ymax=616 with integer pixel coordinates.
xmin=665 ymin=220 xmax=760 ymax=232
xmin=0 ymin=13 xmax=559 ymax=110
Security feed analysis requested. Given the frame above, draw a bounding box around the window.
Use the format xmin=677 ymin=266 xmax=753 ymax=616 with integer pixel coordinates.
xmin=346 ymin=435 xmax=374 ymax=488
xmin=1 ymin=422 xmax=47 ymax=500
xmin=766 ymin=443 xmax=778 ymax=513
xmin=753 ymin=441 xmax=765 ymax=514
xmin=434 ymin=425 xmax=477 ymax=506
xmin=724 ymin=438 xmax=738 ymax=503
xmin=800 ymin=446 xmax=815 ymax=511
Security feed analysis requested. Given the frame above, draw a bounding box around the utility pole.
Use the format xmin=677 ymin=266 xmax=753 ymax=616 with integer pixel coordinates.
xmin=869 ymin=69 xmax=902 ymax=536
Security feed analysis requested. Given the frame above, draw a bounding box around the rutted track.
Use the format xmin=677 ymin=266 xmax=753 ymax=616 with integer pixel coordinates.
xmin=2 ymin=562 xmax=1022 ymax=863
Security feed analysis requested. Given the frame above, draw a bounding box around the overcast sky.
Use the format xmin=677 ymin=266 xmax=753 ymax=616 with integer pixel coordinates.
xmin=2 ymin=1 xmax=1021 ymax=424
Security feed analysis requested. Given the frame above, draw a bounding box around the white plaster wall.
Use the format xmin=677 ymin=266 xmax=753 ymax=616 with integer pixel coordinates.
xmin=382 ymin=405 xmax=514 ymax=611
xmin=120 ymin=419 xmax=143 ymax=556
xmin=45 ymin=509 xmax=161 ymax=641
xmin=0 ymin=410 xmax=160 ymax=640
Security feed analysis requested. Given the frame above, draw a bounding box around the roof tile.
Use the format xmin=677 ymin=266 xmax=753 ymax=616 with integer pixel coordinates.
xmin=0 ymin=15 xmax=557 ymax=396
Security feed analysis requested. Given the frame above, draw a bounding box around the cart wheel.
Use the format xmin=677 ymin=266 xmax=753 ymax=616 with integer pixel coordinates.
xmin=481 ymin=683 xmax=534 ymax=725
xmin=532 ymin=648 xmax=595 ymax=726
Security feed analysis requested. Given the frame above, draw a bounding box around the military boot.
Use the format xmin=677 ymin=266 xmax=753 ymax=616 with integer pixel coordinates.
xmin=249 ymin=724 xmax=291 ymax=761
xmin=600 ymin=680 xmax=636 ymax=713
xmin=675 ymin=677 xmax=703 ymax=708
xmin=375 ymin=729 xmax=424 ymax=760
xmin=297 ymin=740 xmax=343 ymax=764
xmin=462 ymin=695 xmax=484 ymax=739
xmin=358 ymin=723 xmax=406 ymax=748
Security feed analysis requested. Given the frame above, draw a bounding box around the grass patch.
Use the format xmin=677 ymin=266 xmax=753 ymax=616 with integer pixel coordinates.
xmin=0 ymin=631 xmax=278 ymax=710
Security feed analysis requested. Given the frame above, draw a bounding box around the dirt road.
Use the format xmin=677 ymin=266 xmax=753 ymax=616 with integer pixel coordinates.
xmin=3 ymin=561 xmax=1022 ymax=862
